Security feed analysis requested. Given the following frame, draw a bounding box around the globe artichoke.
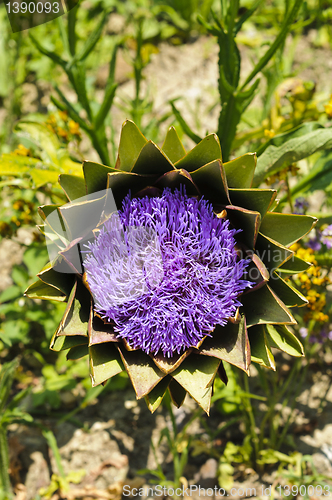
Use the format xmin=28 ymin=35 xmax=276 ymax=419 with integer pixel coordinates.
xmin=25 ymin=121 xmax=317 ymax=414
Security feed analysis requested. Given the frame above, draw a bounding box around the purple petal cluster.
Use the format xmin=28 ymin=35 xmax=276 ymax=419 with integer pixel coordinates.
xmin=84 ymin=188 xmax=252 ymax=357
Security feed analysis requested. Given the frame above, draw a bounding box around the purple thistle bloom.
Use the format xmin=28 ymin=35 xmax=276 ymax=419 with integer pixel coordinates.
xmin=84 ymin=188 xmax=252 ymax=357
xmin=321 ymin=224 xmax=332 ymax=250
xmin=294 ymin=197 xmax=309 ymax=215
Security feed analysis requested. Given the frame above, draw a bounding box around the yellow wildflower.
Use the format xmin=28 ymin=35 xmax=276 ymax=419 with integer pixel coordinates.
xmin=69 ymin=120 xmax=80 ymax=136
xmin=59 ymin=110 xmax=68 ymax=122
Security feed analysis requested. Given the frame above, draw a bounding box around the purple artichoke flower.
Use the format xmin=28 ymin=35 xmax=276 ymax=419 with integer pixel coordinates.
xmin=84 ymin=188 xmax=252 ymax=358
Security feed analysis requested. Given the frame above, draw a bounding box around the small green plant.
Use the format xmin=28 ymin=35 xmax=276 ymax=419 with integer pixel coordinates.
xmin=29 ymin=7 xmax=119 ymax=165
xmin=0 ymin=359 xmax=33 ymax=500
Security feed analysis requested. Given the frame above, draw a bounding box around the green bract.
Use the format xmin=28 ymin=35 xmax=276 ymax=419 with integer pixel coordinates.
xmin=25 ymin=121 xmax=317 ymax=414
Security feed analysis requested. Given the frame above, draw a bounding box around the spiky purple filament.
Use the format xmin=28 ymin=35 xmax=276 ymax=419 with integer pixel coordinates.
xmin=84 ymin=188 xmax=251 ymax=357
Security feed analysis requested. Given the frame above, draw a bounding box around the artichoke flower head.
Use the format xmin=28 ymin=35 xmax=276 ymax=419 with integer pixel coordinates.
xmin=25 ymin=121 xmax=317 ymax=414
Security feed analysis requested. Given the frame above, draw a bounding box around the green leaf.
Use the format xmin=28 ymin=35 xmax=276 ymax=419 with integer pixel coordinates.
xmin=255 ymin=233 xmax=294 ymax=272
xmin=23 ymin=245 xmax=49 ymax=277
xmin=269 ymin=273 xmax=308 ymax=307
xmin=76 ymin=11 xmax=108 ymax=62
xmin=200 ymin=316 xmax=250 ymax=374
xmin=24 ymin=280 xmax=66 ymax=302
xmin=175 ymin=134 xmax=222 ymax=172
xmin=172 ymin=354 xmax=220 ymax=414
xmin=95 ymin=83 xmax=118 ymax=130
xmin=90 ymin=344 xmax=124 ymax=386
xmin=254 ymin=127 xmax=332 ymax=185
xmin=145 ymin=376 xmax=171 ymax=413
xmin=14 ymin=121 xmax=60 ymax=164
xmin=50 ymin=334 xmax=88 ymax=351
xmin=240 ymin=0 xmax=304 ymax=90
xmin=256 ymin=121 xmax=324 ymax=157
xmin=241 ymin=285 xmax=296 ymax=327
xmin=56 ymin=281 xmax=89 ymax=337
xmin=131 ymin=141 xmax=175 ymax=175
xmin=162 ymin=127 xmax=186 ymax=163
xmin=151 ymin=350 xmax=192 ymax=375
xmin=107 ymin=172 xmax=156 ymax=207
xmin=226 ymin=205 xmax=260 ymax=248
xmin=0 ymin=153 xmax=39 ymax=176
xmin=82 ymin=160 xmax=117 ymax=194
xmin=248 ymin=325 xmax=275 ymax=370
xmin=59 ymin=174 xmax=86 ymax=201
xmin=0 ymin=358 xmax=19 ymax=412
xmin=191 ymin=160 xmax=229 ymax=205
xmin=30 ymin=169 xmax=59 ymax=188
xmin=224 ymin=153 xmax=256 ymax=188
xmin=259 ymin=213 xmax=317 ymax=247
xmin=229 ymin=188 xmax=276 ymax=218
xmin=0 ymin=286 xmax=21 ymax=303
xmin=169 ymin=379 xmax=187 ymax=408
xmin=266 ymin=324 xmax=304 ymax=357
xmin=37 ymin=263 xmax=75 ymax=298
xmin=278 ymin=255 xmax=312 ymax=274
xmin=169 ymin=101 xmax=202 ymax=144
xmin=115 ymin=120 xmax=147 ymax=172
xmin=29 ymin=33 xmax=67 ymax=69
xmin=118 ymin=347 xmax=165 ymax=399
xmin=155 ymin=169 xmax=199 ymax=196
xmin=88 ymin=311 xmax=118 ymax=345
xmin=67 ymin=344 xmax=89 ymax=360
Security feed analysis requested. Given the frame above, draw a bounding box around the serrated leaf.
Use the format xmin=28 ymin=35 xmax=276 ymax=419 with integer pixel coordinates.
xmin=248 ymin=325 xmax=275 ymax=370
xmin=200 ymin=317 xmax=250 ymax=374
xmin=241 ymin=285 xmax=296 ymax=327
xmin=162 ymin=126 xmax=186 ymax=163
xmin=90 ymin=344 xmax=124 ymax=386
xmin=229 ymin=188 xmax=276 ymax=218
xmin=118 ymin=347 xmax=165 ymax=399
xmin=175 ymin=134 xmax=221 ymax=172
xmin=265 ymin=324 xmax=304 ymax=357
xmin=269 ymin=273 xmax=308 ymax=307
xmin=59 ymin=174 xmax=87 ymax=201
xmin=131 ymin=141 xmax=175 ymax=175
xmin=259 ymin=213 xmax=317 ymax=247
xmin=191 ymin=160 xmax=229 ymax=205
xmin=115 ymin=120 xmax=147 ymax=172
xmin=145 ymin=376 xmax=171 ymax=413
xmin=254 ymin=127 xmax=332 ymax=185
xmin=224 ymin=153 xmax=256 ymax=188
xmin=172 ymin=354 xmax=220 ymax=414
